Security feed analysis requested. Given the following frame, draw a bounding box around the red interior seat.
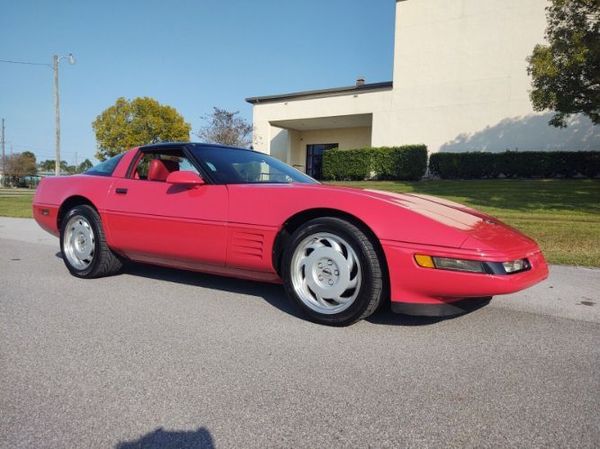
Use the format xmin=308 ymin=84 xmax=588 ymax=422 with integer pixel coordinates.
xmin=147 ymin=159 xmax=179 ymax=182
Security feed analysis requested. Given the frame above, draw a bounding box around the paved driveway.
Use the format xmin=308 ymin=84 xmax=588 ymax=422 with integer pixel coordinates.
xmin=1 ymin=217 xmax=599 ymax=449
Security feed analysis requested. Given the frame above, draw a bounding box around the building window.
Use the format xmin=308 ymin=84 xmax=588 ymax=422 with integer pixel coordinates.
xmin=306 ymin=143 xmax=338 ymax=180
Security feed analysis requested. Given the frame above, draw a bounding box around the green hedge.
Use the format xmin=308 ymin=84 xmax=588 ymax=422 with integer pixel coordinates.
xmin=321 ymin=148 xmax=371 ymax=181
xmin=429 ymin=151 xmax=600 ymax=179
xmin=322 ymin=145 xmax=428 ymax=181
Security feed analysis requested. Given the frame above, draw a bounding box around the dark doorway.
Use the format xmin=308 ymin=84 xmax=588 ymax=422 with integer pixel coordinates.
xmin=306 ymin=143 xmax=338 ymax=180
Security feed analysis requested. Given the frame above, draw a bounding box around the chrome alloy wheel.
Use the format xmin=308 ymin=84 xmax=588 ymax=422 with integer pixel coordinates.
xmin=290 ymin=232 xmax=362 ymax=314
xmin=63 ymin=215 xmax=96 ymax=270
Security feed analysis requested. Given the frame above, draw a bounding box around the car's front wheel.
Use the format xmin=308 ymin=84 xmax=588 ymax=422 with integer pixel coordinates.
xmin=60 ymin=205 xmax=122 ymax=278
xmin=282 ymin=217 xmax=385 ymax=326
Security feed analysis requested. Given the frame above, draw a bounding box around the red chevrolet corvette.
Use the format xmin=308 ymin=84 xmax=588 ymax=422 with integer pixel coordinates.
xmin=33 ymin=143 xmax=548 ymax=325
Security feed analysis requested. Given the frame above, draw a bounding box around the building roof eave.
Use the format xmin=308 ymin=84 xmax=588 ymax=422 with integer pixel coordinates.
xmin=245 ymin=81 xmax=393 ymax=105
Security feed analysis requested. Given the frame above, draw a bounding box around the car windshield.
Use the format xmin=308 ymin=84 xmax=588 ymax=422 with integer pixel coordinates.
xmin=190 ymin=146 xmax=318 ymax=185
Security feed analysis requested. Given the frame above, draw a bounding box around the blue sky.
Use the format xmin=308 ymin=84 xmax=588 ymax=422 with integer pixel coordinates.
xmin=0 ymin=0 xmax=395 ymax=163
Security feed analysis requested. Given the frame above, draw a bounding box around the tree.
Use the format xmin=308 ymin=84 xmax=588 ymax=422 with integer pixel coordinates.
xmin=77 ymin=159 xmax=93 ymax=173
xmin=39 ymin=160 xmax=55 ymax=172
xmin=92 ymin=97 xmax=191 ymax=160
xmin=196 ymin=107 xmax=253 ymax=147
xmin=527 ymin=0 xmax=600 ymax=127
xmin=7 ymin=151 xmax=37 ymax=177
xmin=39 ymin=159 xmax=68 ymax=173
xmin=5 ymin=151 xmax=37 ymax=185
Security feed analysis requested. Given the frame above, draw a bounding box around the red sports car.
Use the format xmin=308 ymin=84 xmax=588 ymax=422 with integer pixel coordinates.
xmin=33 ymin=143 xmax=548 ymax=325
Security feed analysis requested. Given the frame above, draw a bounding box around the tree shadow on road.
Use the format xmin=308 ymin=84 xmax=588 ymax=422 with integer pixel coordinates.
xmin=115 ymin=426 xmax=214 ymax=449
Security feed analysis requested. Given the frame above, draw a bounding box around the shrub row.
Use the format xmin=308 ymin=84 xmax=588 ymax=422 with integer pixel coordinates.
xmin=321 ymin=148 xmax=371 ymax=181
xmin=429 ymin=151 xmax=600 ymax=179
xmin=322 ymin=145 xmax=428 ymax=181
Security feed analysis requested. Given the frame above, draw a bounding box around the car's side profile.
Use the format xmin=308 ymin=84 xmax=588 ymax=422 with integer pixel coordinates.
xmin=33 ymin=142 xmax=548 ymax=325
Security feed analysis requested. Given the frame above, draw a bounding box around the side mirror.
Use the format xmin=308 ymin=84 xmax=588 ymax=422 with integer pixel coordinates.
xmin=166 ymin=170 xmax=205 ymax=186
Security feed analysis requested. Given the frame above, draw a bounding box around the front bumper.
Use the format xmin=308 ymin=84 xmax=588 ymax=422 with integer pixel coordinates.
xmin=382 ymin=240 xmax=548 ymax=316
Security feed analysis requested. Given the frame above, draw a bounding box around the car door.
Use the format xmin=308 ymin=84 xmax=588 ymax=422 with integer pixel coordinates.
xmin=102 ymin=150 xmax=228 ymax=269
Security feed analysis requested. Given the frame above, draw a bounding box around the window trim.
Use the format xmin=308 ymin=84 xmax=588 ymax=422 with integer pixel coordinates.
xmin=124 ymin=145 xmax=213 ymax=183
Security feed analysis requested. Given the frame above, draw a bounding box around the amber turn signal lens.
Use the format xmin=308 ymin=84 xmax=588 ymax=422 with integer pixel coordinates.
xmin=414 ymin=254 xmax=435 ymax=268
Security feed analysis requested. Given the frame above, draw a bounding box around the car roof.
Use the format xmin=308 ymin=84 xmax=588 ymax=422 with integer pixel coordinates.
xmin=139 ymin=142 xmax=252 ymax=152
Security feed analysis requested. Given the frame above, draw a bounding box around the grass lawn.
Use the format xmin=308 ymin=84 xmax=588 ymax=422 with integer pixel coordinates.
xmin=329 ymin=179 xmax=600 ymax=268
xmin=0 ymin=189 xmax=34 ymax=218
xmin=1 ymin=181 xmax=599 ymax=267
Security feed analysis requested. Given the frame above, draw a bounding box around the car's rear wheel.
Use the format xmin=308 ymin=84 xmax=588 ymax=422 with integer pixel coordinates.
xmin=60 ymin=205 xmax=122 ymax=278
xmin=282 ymin=217 xmax=385 ymax=326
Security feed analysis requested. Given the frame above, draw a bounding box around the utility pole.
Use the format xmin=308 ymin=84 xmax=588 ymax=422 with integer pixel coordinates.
xmin=1 ymin=118 xmax=5 ymax=186
xmin=0 ymin=54 xmax=74 ymax=177
xmin=52 ymin=53 xmax=75 ymax=177
xmin=53 ymin=55 xmax=60 ymax=176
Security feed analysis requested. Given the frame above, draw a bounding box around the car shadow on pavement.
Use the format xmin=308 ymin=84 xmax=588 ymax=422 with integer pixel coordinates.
xmin=115 ymin=426 xmax=214 ymax=449
xmin=56 ymin=252 xmax=489 ymax=326
xmin=367 ymin=306 xmax=448 ymax=326
xmin=123 ymin=261 xmax=307 ymax=320
xmin=366 ymin=299 xmax=491 ymax=326
xmin=125 ymin=262 xmax=486 ymax=326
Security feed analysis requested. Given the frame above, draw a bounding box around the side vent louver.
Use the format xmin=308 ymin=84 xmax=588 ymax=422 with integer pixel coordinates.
xmin=231 ymin=232 xmax=264 ymax=260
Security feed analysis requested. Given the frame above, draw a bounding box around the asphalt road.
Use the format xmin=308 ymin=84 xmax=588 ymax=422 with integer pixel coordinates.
xmin=1 ymin=217 xmax=599 ymax=449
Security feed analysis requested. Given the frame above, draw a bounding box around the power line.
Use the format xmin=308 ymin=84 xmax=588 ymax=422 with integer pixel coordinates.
xmin=6 ymin=140 xmax=77 ymax=153
xmin=1 ymin=142 xmax=78 ymax=160
xmin=0 ymin=58 xmax=50 ymax=67
xmin=5 ymin=142 xmax=70 ymax=154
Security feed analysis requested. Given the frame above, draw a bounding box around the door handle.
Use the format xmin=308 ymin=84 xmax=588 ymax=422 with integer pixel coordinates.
xmin=115 ymin=187 xmax=128 ymax=195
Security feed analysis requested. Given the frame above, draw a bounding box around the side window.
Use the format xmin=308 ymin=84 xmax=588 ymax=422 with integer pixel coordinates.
xmin=232 ymin=161 xmax=262 ymax=182
xmin=131 ymin=151 xmax=199 ymax=182
xmin=179 ymin=158 xmax=199 ymax=173
xmin=85 ymin=153 xmax=124 ymax=177
xmin=134 ymin=154 xmax=151 ymax=179
xmin=231 ymin=160 xmax=292 ymax=182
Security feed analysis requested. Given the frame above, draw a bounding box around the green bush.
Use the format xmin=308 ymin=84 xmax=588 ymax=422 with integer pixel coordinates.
xmin=322 ymin=148 xmax=371 ymax=181
xmin=322 ymin=145 xmax=428 ymax=181
xmin=429 ymin=151 xmax=600 ymax=179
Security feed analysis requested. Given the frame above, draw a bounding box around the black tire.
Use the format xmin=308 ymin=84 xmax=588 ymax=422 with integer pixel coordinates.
xmin=59 ymin=204 xmax=122 ymax=278
xmin=282 ymin=217 xmax=385 ymax=326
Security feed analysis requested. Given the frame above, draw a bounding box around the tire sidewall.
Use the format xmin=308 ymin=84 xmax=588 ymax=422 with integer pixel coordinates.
xmin=282 ymin=218 xmax=382 ymax=326
xmin=60 ymin=205 xmax=103 ymax=278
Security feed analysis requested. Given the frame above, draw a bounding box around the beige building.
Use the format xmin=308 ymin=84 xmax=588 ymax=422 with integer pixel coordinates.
xmin=247 ymin=0 xmax=600 ymax=179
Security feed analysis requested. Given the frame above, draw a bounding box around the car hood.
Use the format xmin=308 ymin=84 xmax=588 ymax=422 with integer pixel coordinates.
xmin=349 ymin=187 xmax=537 ymax=253
xmin=227 ymin=183 xmax=539 ymax=255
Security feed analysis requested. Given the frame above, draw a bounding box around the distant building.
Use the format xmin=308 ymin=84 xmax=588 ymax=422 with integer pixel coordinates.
xmin=247 ymin=0 xmax=600 ymax=179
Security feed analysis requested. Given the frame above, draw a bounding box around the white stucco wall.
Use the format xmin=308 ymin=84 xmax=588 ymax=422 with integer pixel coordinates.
xmin=387 ymin=0 xmax=600 ymax=152
xmin=249 ymin=0 xmax=600 ymax=162
xmin=287 ymin=126 xmax=372 ymax=169
xmin=252 ymin=88 xmax=392 ymax=161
